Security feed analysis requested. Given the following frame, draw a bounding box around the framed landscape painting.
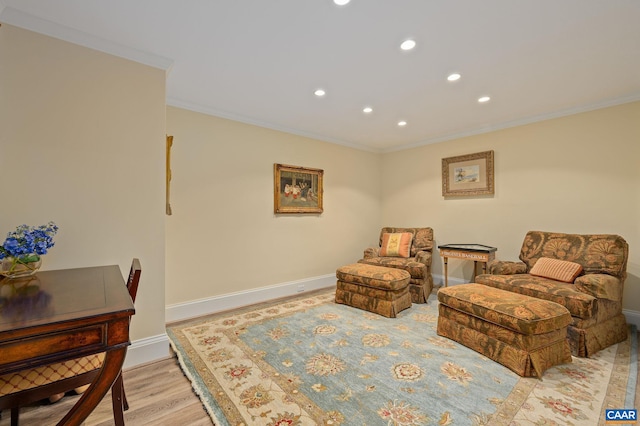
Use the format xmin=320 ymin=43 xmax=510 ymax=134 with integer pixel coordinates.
xmin=274 ymin=164 xmax=324 ymax=214
xmin=442 ymin=150 xmax=494 ymax=197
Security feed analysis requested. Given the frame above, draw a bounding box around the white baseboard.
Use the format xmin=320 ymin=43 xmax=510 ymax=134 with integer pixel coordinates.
xmin=432 ymin=273 xmax=467 ymax=287
xmin=623 ymin=309 xmax=640 ymax=329
xmin=165 ymin=274 xmax=336 ymax=323
xmin=128 ymin=274 xmax=638 ymax=370
xmin=123 ymin=333 xmax=171 ymax=370
xmin=125 ymin=274 xmax=335 ymax=369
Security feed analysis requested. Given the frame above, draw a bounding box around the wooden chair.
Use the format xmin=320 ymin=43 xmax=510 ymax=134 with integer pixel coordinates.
xmin=0 ymin=259 xmax=142 ymax=426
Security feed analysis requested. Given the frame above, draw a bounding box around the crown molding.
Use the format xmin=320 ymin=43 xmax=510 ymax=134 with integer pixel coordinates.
xmin=166 ymin=97 xmax=381 ymax=153
xmin=0 ymin=6 xmax=173 ymax=71
xmin=169 ymin=93 xmax=640 ymax=154
xmin=384 ymin=92 xmax=640 ymax=153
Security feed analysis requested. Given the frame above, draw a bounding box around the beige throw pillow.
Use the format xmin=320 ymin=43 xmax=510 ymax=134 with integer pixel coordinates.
xmin=379 ymin=232 xmax=413 ymax=258
xmin=530 ymin=257 xmax=583 ymax=283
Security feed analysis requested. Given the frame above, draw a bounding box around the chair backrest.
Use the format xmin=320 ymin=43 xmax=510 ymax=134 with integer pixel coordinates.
xmin=519 ymin=231 xmax=628 ymax=278
xmin=379 ymin=227 xmax=434 ymax=257
xmin=127 ymin=258 xmax=142 ymax=303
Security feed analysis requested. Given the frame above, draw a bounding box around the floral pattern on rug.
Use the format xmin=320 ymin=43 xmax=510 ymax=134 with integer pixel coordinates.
xmin=490 ymin=326 xmax=638 ymax=426
xmin=167 ymin=290 xmax=637 ymax=426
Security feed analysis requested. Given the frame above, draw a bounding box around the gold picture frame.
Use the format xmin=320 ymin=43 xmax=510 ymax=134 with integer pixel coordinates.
xmin=274 ymin=164 xmax=324 ymax=214
xmin=442 ymin=150 xmax=494 ymax=197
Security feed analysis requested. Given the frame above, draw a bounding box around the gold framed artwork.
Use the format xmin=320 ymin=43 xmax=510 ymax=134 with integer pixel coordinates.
xmin=274 ymin=164 xmax=324 ymax=214
xmin=442 ymin=150 xmax=494 ymax=197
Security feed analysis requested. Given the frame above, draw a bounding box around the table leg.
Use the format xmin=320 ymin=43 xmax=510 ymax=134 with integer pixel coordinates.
xmin=443 ymin=257 xmax=449 ymax=287
xmin=56 ymin=348 xmax=127 ymax=426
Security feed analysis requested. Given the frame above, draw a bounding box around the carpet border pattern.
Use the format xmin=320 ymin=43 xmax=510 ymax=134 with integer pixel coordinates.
xmin=167 ymin=289 xmax=638 ymax=426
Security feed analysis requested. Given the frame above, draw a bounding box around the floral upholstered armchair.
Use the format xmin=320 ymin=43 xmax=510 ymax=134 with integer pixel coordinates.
xmin=358 ymin=227 xmax=434 ymax=303
xmin=476 ymin=231 xmax=629 ymax=357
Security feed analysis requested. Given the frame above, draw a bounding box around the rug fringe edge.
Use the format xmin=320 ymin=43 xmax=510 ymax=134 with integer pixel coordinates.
xmin=168 ymin=335 xmax=226 ymax=426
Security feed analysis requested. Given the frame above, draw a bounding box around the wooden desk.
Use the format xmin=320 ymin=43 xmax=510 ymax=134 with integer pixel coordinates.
xmin=438 ymin=244 xmax=497 ymax=287
xmin=0 ymin=265 xmax=135 ymax=425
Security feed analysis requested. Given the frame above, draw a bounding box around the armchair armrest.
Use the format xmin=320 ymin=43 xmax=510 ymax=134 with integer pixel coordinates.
xmin=363 ymin=247 xmax=380 ymax=259
xmin=574 ymin=274 xmax=622 ymax=302
xmin=414 ymin=250 xmax=432 ymax=266
xmin=488 ymin=260 xmax=527 ymax=275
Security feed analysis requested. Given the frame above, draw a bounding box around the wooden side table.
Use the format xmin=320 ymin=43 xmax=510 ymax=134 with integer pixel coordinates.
xmin=438 ymin=244 xmax=497 ymax=287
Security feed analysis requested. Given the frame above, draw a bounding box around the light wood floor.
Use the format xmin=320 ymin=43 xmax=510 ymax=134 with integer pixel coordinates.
xmin=0 ymin=354 xmax=212 ymax=426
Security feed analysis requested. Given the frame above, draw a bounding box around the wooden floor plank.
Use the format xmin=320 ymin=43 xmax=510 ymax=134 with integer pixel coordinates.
xmin=0 ymin=355 xmax=212 ymax=426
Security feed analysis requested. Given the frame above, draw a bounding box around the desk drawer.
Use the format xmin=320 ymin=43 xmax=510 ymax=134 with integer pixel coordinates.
xmin=0 ymin=324 xmax=106 ymax=369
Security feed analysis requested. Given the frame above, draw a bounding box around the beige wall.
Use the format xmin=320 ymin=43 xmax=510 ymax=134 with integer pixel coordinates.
xmin=381 ymin=101 xmax=640 ymax=311
xmin=165 ymin=107 xmax=381 ymax=305
xmin=0 ymin=25 xmax=167 ymax=341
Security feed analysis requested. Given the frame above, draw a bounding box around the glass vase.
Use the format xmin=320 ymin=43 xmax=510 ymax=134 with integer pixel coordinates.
xmin=0 ymin=256 xmax=43 ymax=279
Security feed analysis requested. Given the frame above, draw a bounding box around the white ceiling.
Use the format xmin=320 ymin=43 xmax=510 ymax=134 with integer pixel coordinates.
xmin=2 ymin=0 xmax=639 ymax=152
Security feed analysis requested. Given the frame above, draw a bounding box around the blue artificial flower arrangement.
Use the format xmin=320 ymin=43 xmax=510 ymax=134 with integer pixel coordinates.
xmin=0 ymin=222 xmax=58 ymax=276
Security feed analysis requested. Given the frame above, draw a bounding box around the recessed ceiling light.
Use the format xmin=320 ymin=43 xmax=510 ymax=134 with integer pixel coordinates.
xmin=478 ymin=96 xmax=491 ymax=103
xmin=363 ymin=106 xmax=373 ymax=113
xmin=400 ymin=39 xmax=416 ymax=51
xmin=397 ymin=120 xmax=407 ymax=127
xmin=333 ymin=0 xmax=351 ymax=5
xmin=447 ymin=73 xmax=461 ymax=82
xmin=314 ymin=89 xmax=326 ymax=97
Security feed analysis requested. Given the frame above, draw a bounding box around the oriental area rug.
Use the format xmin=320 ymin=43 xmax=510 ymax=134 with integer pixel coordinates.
xmin=166 ymin=289 xmax=638 ymax=426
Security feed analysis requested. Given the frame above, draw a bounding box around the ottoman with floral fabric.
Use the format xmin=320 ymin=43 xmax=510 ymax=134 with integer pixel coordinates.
xmin=437 ymin=283 xmax=572 ymax=377
xmin=335 ymin=263 xmax=412 ymax=318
